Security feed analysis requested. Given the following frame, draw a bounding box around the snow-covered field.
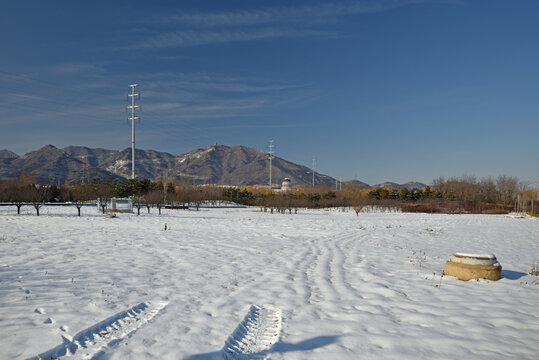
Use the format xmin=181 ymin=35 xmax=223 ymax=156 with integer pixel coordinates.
xmin=0 ymin=206 xmax=538 ymax=359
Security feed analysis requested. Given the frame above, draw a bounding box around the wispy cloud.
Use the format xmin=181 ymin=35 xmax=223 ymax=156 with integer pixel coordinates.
xmin=49 ymin=63 xmax=104 ymax=74
xmin=143 ymin=96 xmax=271 ymax=121
xmin=141 ymin=73 xmax=307 ymax=94
xmin=124 ymin=28 xmax=337 ymax=49
xmin=123 ymin=1 xmax=429 ymax=49
xmin=5 ymin=93 xmax=50 ymax=102
xmin=134 ymin=72 xmax=317 ymax=121
xmin=0 ymin=65 xmax=318 ymax=153
xmin=162 ymin=1 xmax=425 ymax=28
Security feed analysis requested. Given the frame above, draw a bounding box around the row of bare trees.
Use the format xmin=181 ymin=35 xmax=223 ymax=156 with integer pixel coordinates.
xmin=431 ymin=175 xmax=521 ymax=204
xmin=0 ymin=177 xmax=232 ymax=216
xmin=0 ymin=173 xmax=534 ymax=216
xmin=0 ymin=182 xmax=53 ymax=216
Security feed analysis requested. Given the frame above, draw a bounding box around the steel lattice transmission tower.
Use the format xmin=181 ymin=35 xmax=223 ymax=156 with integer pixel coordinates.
xmin=268 ymin=140 xmax=275 ymax=189
xmin=312 ymin=156 xmax=316 ymax=188
xmin=127 ymin=84 xmax=140 ymax=179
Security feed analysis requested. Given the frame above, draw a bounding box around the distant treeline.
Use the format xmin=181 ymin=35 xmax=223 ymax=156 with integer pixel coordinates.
xmin=0 ymin=173 xmax=536 ymax=216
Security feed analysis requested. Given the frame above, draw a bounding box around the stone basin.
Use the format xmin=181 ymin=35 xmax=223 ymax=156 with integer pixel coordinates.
xmin=444 ymin=253 xmax=501 ymax=281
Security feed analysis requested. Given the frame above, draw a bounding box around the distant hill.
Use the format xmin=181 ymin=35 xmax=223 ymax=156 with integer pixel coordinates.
xmin=401 ymin=181 xmax=428 ymax=190
xmin=0 ymin=144 xmax=336 ymax=187
xmin=342 ymin=179 xmax=371 ymax=189
xmin=0 ymin=144 xmax=429 ymax=189
xmin=373 ymin=181 xmax=427 ymax=190
xmin=0 ymin=145 xmax=120 ymax=185
xmin=0 ymin=150 xmax=18 ymax=160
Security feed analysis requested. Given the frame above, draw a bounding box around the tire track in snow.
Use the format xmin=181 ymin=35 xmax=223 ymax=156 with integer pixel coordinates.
xmin=306 ymin=227 xmax=408 ymax=321
xmin=305 ymin=231 xmax=360 ymax=307
xmin=336 ymin=226 xmax=410 ymax=325
xmin=29 ymin=301 xmax=167 ymax=360
xmin=222 ymin=305 xmax=281 ymax=360
xmin=274 ymin=239 xmax=314 ymax=303
xmin=304 ymin=239 xmax=324 ymax=304
xmin=300 ymin=240 xmax=317 ymax=305
xmin=331 ymin=232 xmax=366 ymax=302
xmin=323 ymin=238 xmax=340 ymax=303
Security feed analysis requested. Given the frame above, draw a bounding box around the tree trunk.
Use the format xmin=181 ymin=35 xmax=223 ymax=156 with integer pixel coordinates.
xmin=158 ymin=207 xmax=161 ymax=215
xmin=16 ymin=204 xmax=22 ymax=215
xmin=34 ymin=205 xmax=40 ymax=216
xmin=77 ymin=206 xmax=82 ymax=216
xmin=147 ymin=206 xmax=150 ymax=214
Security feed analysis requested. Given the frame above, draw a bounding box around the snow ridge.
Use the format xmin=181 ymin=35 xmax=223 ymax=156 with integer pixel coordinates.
xmin=222 ymin=305 xmax=282 ymax=360
xmin=29 ymin=301 xmax=167 ymax=360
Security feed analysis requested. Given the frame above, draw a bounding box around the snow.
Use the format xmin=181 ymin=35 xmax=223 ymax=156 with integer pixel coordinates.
xmin=453 ymin=253 xmax=497 ymax=259
xmin=106 ymin=159 xmax=129 ymax=173
xmin=0 ymin=206 xmax=538 ymax=359
xmin=449 ymin=254 xmax=498 ymax=266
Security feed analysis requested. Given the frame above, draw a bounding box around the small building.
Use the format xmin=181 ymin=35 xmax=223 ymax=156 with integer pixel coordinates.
xmin=97 ymin=198 xmax=133 ymax=213
xmin=281 ymin=178 xmax=292 ymax=193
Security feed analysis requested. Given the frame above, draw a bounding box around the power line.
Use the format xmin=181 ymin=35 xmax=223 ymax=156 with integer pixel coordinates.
xmin=127 ymin=84 xmax=140 ymax=179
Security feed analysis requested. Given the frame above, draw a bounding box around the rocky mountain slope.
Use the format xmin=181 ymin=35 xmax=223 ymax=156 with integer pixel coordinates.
xmin=0 ymin=144 xmax=427 ymax=189
xmin=0 ymin=144 xmax=336 ymax=187
xmin=0 ymin=145 xmax=121 ymax=185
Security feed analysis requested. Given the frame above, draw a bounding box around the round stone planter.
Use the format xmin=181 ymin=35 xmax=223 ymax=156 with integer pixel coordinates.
xmin=444 ymin=253 xmax=501 ymax=281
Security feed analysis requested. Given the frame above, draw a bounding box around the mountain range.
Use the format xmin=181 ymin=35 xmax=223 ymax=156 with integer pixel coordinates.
xmin=0 ymin=144 xmax=426 ymax=189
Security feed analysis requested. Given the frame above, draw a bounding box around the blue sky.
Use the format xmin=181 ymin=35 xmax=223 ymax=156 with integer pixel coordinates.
xmin=1 ymin=0 xmax=538 ymax=185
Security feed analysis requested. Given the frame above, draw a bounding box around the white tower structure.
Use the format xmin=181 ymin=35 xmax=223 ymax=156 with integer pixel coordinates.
xmin=268 ymin=140 xmax=275 ymax=189
xmin=281 ymin=178 xmax=292 ymax=192
xmin=312 ymin=156 xmax=316 ymax=188
xmin=127 ymin=84 xmax=140 ymax=179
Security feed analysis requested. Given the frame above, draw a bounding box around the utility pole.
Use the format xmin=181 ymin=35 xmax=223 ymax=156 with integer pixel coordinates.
xmin=336 ymin=177 xmax=342 ymax=191
xmin=268 ymin=140 xmax=274 ymax=189
xmin=162 ymin=170 xmax=169 ymax=204
xmin=127 ymin=84 xmax=140 ymax=180
xmin=312 ymin=156 xmax=316 ymax=188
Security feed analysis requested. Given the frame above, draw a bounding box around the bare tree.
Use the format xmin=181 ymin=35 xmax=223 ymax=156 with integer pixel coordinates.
xmin=98 ymin=198 xmax=110 ymax=214
xmin=479 ymin=177 xmax=497 ymax=204
xmin=143 ymin=195 xmax=152 ymax=214
xmin=27 ymin=185 xmax=50 ymax=216
xmin=93 ymin=180 xmax=115 ymax=214
xmin=133 ymin=195 xmax=144 ymax=215
xmin=145 ymin=189 xmax=165 ymax=214
xmin=1 ymin=182 xmax=27 ymax=214
xmin=352 ymin=196 xmax=368 ymax=216
xmin=182 ymin=186 xmax=204 ymax=210
xmin=497 ymin=175 xmax=519 ymax=204
xmin=72 ymin=184 xmax=93 ymax=216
